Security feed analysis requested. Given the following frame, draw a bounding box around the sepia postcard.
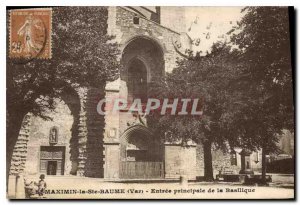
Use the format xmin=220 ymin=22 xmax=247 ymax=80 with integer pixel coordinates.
xmin=6 ymin=6 xmax=295 ymax=200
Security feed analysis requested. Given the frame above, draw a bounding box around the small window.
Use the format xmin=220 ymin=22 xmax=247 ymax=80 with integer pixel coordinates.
xmin=133 ymin=16 xmax=139 ymax=25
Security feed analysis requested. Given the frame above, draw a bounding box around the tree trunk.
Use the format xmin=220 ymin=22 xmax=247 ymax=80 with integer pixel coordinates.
xmin=261 ymin=148 xmax=267 ymax=184
xmin=203 ymin=140 xmax=214 ymax=181
xmin=6 ymin=110 xmax=26 ymax=189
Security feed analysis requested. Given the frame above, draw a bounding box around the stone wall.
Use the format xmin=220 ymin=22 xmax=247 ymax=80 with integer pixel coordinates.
xmin=83 ymin=88 xmax=106 ymax=178
xmin=164 ymin=145 xmax=197 ymax=180
xmin=196 ymin=145 xmax=241 ymax=177
xmin=75 ymin=87 xmax=106 ymax=178
xmin=196 ymin=144 xmax=262 ymax=177
xmin=76 ymin=87 xmax=88 ymax=176
xmin=10 ymin=114 xmax=31 ymax=175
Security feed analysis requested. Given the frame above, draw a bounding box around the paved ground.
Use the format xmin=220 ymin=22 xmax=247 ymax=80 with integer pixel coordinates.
xmin=268 ymin=174 xmax=294 ymax=189
xmin=19 ymin=174 xmax=294 ymax=199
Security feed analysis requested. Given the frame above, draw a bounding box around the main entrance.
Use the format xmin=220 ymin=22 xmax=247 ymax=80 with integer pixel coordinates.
xmin=119 ymin=125 xmax=164 ymax=179
xmin=117 ymin=36 xmax=165 ymax=179
xmin=40 ymin=146 xmax=65 ymax=175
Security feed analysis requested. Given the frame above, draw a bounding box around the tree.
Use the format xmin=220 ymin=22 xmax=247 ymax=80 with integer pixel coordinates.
xmin=147 ymin=43 xmax=244 ymax=181
xmin=229 ymin=7 xmax=294 ymax=183
xmin=6 ymin=7 xmax=120 ymax=182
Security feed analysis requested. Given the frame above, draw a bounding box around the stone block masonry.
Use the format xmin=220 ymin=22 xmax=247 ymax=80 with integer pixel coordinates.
xmin=110 ymin=6 xmax=184 ymax=73
xmin=10 ymin=114 xmax=31 ymax=175
xmin=84 ymin=88 xmax=106 ymax=178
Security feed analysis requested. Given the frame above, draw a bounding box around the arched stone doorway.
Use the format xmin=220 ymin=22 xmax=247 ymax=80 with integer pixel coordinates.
xmin=121 ymin=36 xmax=165 ymax=103
xmin=119 ymin=125 xmax=163 ymax=179
xmin=23 ymin=97 xmax=76 ymax=177
xmin=10 ymin=87 xmax=82 ymax=178
xmin=101 ymin=37 xmax=165 ymax=179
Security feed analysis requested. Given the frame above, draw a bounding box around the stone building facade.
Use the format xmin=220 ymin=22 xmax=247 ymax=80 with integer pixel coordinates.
xmin=10 ymin=6 xmax=262 ymax=180
xmin=23 ymin=99 xmax=73 ymax=176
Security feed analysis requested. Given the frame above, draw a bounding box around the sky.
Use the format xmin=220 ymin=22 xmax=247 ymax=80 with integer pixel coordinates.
xmin=184 ymin=7 xmax=245 ymax=54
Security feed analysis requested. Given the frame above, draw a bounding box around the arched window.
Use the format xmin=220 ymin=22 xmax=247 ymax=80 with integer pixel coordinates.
xmin=127 ymin=59 xmax=147 ymax=103
xmin=133 ymin=15 xmax=140 ymax=25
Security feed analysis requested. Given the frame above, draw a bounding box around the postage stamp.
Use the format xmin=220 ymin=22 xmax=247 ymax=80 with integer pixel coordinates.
xmin=9 ymin=8 xmax=52 ymax=59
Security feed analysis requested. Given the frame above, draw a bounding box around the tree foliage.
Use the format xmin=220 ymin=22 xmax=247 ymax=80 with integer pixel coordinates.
xmin=147 ymin=7 xmax=293 ymax=181
xmin=148 ymin=43 xmax=243 ymax=149
xmin=7 ymin=7 xmax=120 ymax=120
xmin=147 ymin=43 xmax=244 ymax=180
xmin=229 ymin=7 xmax=294 ymax=152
